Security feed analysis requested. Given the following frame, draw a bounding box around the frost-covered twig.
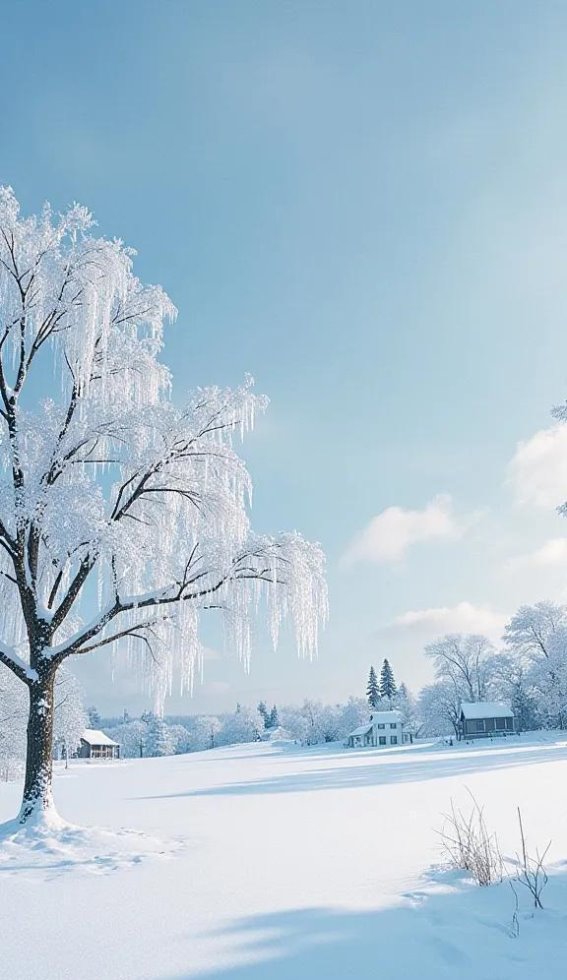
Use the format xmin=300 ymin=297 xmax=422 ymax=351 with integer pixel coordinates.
xmin=438 ymin=790 xmax=503 ymax=886
xmin=513 ymin=807 xmax=550 ymax=910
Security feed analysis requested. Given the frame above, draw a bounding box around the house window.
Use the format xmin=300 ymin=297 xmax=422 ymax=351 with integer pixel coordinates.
xmin=379 ymin=736 xmax=386 ymax=745
xmin=495 ymin=718 xmax=507 ymax=730
xmin=390 ymin=736 xmax=398 ymax=745
xmin=377 ymin=723 xmax=385 ymax=729
xmin=389 ymin=723 xmax=397 ymax=729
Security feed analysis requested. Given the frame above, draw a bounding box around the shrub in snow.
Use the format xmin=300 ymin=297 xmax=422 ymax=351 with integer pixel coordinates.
xmin=513 ymin=808 xmax=550 ymax=910
xmin=439 ymin=795 xmax=551 ymax=907
xmin=438 ymin=793 xmax=503 ymax=886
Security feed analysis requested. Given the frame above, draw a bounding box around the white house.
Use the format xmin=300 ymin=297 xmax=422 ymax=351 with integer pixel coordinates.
xmin=458 ymin=702 xmax=515 ymax=740
xmin=346 ymin=709 xmax=407 ymax=748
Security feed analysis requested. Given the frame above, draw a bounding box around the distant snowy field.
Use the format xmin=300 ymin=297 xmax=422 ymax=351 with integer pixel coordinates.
xmin=2 ymin=736 xmax=567 ymax=979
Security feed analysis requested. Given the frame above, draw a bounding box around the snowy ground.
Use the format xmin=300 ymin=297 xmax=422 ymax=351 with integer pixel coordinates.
xmin=1 ymin=735 xmax=567 ymax=979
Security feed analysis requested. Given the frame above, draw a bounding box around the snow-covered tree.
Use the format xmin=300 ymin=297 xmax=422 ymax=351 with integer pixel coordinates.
xmin=392 ymin=682 xmax=418 ymax=735
xmin=504 ymin=602 xmax=567 ymax=728
xmin=337 ymin=696 xmax=370 ymax=736
xmin=417 ymin=680 xmax=460 ymax=738
xmin=257 ymin=701 xmax=269 ymax=728
xmin=528 ymin=631 xmax=567 ymax=730
xmin=1 ymin=663 xmax=85 ymax=774
xmin=167 ymin=723 xmax=192 ymax=754
xmin=144 ymin=713 xmax=174 ymax=757
xmin=105 ymin=719 xmax=147 ymax=758
xmin=189 ymin=715 xmax=222 ymax=751
xmin=277 ymin=704 xmax=311 ymax=743
xmin=87 ymin=706 xmax=101 ymax=729
xmin=53 ymin=669 xmax=87 ymax=765
xmin=504 ymin=601 xmax=567 ymax=660
xmin=366 ymin=666 xmax=380 ymax=708
xmin=484 ymin=653 xmax=541 ymax=732
xmin=379 ymin=659 xmax=397 ymax=702
xmin=282 ymin=700 xmax=343 ymax=744
xmin=219 ymin=705 xmax=263 ymax=745
xmin=267 ymin=705 xmax=279 ymax=729
xmin=0 ymin=189 xmax=327 ymax=828
xmin=0 ymin=665 xmax=26 ymax=780
xmin=425 ymin=634 xmax=493 ymax=703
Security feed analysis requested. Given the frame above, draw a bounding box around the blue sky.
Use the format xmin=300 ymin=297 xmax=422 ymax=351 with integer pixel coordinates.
xmin=3 ymin=1 xmax=567 ymax=715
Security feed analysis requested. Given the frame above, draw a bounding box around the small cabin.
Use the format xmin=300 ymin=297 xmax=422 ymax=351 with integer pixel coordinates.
xmin=78 ymin=728 xmax=121 ymax=760
xmin=347 ymin=709 xmax=410 ymax=748
xmin=459 ymin=702 xmax=515 ymax=740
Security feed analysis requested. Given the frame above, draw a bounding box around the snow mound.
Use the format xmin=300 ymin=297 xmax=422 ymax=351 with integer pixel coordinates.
xmin=0 ymin=811 xmax=183 ymax=878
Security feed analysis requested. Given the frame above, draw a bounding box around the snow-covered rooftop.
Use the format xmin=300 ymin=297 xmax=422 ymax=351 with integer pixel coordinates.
xmin=460 ymin=702 xmax=513 ymax=720
xmin=369 ymin=710 xmax=403 ymax=723
xmin=81 ymin=729 xmax=120 ymax=747
xmin=348 ymin=724 xmax=373 ymax=737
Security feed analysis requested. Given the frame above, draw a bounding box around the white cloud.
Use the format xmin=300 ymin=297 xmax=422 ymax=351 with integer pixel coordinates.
xmin=508 ymin=424 xmax=567 ymax=509
xmin=505 ymin=536 xmax=567 ymax=571
xmin=391 ymin=601 xmax=506 ymax=642
xmin=343 ymin=494 xmax=467 ymax=565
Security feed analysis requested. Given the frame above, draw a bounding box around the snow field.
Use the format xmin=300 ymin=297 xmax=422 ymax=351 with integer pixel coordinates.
xmin=1 ymin=735 xmax=567 ymax=979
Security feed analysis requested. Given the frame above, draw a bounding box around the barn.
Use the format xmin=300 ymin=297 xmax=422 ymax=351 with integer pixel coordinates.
xmin=78 ymin=729 xmax=121 ymax=759
xmin=459 ymin=702 xmax=515 ymax=740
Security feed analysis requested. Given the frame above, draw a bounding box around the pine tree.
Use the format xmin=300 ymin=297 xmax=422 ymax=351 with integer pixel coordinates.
xmin=145 ymin=714 xmax=173 ymax=757
xmin=366 ymin=666 xmax=380 ymax=708
xmin=267 ymin=705 xmax=279 ymax=729
xmin=393 ymin=682 xmax=417 ymax=734
xmin=87 ymin=705 xmax=101 ymax=728
xmin=379 ymin=659 xmax=397 ymax=702
xmin=257 ymin=701 xmax=269 ymax=728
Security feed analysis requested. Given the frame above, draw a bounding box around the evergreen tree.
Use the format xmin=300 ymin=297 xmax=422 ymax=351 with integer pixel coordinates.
xmin=366 ymin=666 xmax=380 ymax=708
xmin=87 ymin=705 xmax=101 ymax=728
xmin=257 ymin=701 xmax=269 ymax=728
xmin=267 ymin=705 xmax=279 ymax=729
xmin=379 ymin=659 xmax=397 ymax=701
xmin=393 ymin=682 xmax=417 ymax=734
xmin=511 ymin=685 xmax=541 ymax=733
xmin=145 ymin=714 xmax=174 ymax=757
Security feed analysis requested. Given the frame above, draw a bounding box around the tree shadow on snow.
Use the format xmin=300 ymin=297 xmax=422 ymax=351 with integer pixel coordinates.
xmin=138 ymin=742 xmax=567 ymax=801
xmin=161 ymin=867 xmax=567 ymax=980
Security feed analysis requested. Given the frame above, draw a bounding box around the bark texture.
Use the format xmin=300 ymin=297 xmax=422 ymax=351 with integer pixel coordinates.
xmin=19 ymin=670 xmax=56 ymax=823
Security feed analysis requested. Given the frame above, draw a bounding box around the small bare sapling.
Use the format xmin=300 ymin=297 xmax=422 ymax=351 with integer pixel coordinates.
xmin=438 ymin=791 xmax=503 ymax=886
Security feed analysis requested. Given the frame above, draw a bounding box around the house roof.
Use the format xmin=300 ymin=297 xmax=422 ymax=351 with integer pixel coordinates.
xmin=460 ymin=702 xmax=514 ymax=720
xmin=81 ymin=728 xmax=120 ymax=747
xmin=369 ymin=710 xmax=403 ymax=723
xmin=348 ymin=724 xmax=373 ymax=737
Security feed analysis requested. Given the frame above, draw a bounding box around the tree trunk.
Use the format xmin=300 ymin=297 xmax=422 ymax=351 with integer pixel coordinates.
xmin=19 ymin=670 xmax=56 ymax=825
